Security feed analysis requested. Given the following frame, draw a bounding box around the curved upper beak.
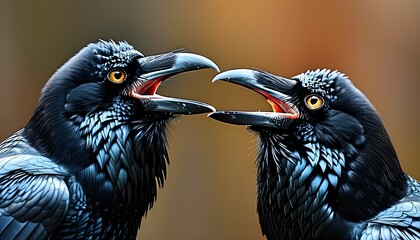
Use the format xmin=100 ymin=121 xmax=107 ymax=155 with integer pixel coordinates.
xmin=209 ymin=69 xmax=299 ymax=129
xmin=130 ymin=52 xmax=219 ymax=115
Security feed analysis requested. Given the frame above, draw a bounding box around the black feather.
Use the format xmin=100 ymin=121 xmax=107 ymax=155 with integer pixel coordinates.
xmin=0 ymin=40 xmax=213 ymax=239
xmin=216 ymin=68 xmax=420 ymax=240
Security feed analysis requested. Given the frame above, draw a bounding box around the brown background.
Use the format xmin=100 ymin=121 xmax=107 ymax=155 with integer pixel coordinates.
xmin=1 ymin=1 xmax=419 ymax=239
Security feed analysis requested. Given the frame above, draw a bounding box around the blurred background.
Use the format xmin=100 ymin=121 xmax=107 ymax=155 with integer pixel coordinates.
xmin=0 ymin=0 xmax=419 ymax=239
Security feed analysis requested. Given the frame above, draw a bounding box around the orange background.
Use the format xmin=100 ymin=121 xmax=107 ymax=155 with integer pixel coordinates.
xmin=0 ymin=1 xmax=419 ymax=239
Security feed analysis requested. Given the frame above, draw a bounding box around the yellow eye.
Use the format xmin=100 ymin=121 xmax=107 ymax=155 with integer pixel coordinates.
xmin=305 ymin=95 xmax=324 ymax=110
xmin=108 ymin=70 xmax=126 ymax=83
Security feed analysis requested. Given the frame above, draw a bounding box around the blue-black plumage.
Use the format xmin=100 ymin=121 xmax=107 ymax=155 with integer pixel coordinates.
xmin=210 ymin=68 xmax=420 ymax=240
xmin=0 ymin=40 xmax=218 ymax=239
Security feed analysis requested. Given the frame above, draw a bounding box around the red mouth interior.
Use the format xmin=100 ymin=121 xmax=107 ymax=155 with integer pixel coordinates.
xmin=255 ymin=89 xmax=299 ymax=119
xmin=128 ymin=76 xmax=170 ymax=100
xmin=132 ymin=75 xmax=175 ymax=96
xmin=138 ymin=77 xmax=164 ymax=95
xmin=267 ymin=99 xmax=284 ymax=113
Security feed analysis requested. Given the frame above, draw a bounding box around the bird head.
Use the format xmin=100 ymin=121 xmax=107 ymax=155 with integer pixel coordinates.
xmin=210 ymin=68 xmax=407 ymax=220
xmin=210 ymin=69 xmax=383 ymax=153
xmin=25 ymin=40 xmax=218 ymax=170
xmin=44 ymin=40 xmax=218 ymax=117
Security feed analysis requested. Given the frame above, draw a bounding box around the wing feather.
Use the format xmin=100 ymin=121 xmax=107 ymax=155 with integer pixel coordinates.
xmin=0 ymin=131 xmax=71 ymax=239
xmin=361 ymin=177 xmax=420 ymax=240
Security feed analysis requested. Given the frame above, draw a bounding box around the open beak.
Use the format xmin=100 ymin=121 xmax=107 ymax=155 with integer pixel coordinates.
xmin=209 ymin=69 xmax=299 ymax=129
xmin=128 ymin=52 xmax=219 ymax=114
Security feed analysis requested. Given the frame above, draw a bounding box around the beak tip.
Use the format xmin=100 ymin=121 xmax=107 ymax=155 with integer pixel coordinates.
xmin=212 ymin=63 xmax=221 ymax=73
xmin=212 ymin=72 xmax=228 ymax=83
xmin=211 ymin=69 xmax=259 ymax=83
xmin=203 ymin=59 xmax=219 ymax=74
xmin=207 ymin=111 xmax=225 ymax=120
xmin=174 ymin=53 xmax=220 ymax=73
xmin=211 ymin=76 xmax=220 ymax=83
xmin=203 ymin=105 xmax=216 ymax=114
xmin=185 ymin=102 xmax=216 ymax=115
xmin=210 ymin=105 xmax=217 ymax=112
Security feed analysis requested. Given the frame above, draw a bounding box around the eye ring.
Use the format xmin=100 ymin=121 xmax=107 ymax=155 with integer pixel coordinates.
xmin=305 ymin=95 xmax=324 ymax=110
xmin=107 ymin=69 xmax=126 ymax=84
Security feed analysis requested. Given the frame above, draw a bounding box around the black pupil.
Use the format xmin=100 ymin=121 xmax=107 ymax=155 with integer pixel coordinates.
xmin=114 ymin=71 xmax=122 ymax=79
xmin=310 ymin=97 xmax=318 ymax=105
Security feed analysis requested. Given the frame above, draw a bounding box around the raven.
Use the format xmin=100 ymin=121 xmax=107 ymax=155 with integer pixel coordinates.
xmin=0 ymin=40 xmax=218 ymax=239
xmin=209 ymin=69 xmax=420 ymax=240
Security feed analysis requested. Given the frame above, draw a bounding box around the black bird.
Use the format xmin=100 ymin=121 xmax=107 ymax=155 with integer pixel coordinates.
xmin=0 ymin=40 xmax=218 ymax=239
xmin=209 ymin=69 xmax=420 ymax=240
